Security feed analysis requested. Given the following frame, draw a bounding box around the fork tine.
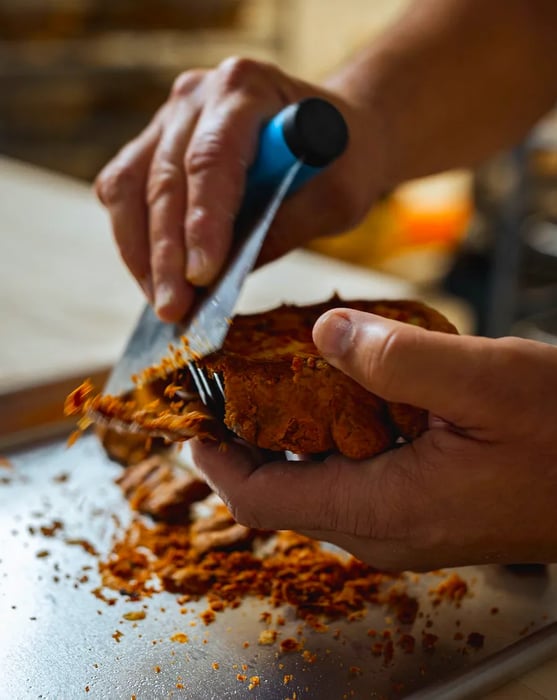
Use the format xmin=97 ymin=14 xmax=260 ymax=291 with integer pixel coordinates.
xmin=187 ymin=362 xmax=208 ymax=406
xmin=197 ymin=366 xmax=215 ymax=402
xmin=187 ymin=362 xmax=226 ymax=420
xmin=213 ymin=372 xmax=225 ymax=400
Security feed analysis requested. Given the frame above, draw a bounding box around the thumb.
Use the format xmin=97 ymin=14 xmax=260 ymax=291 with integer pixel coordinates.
xmin=312 ymin=308 xmax=505 ymax=431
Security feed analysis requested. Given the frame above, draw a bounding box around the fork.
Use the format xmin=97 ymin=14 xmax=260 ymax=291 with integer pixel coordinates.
xmin=187 ymin=363 xmax=226 ymax=421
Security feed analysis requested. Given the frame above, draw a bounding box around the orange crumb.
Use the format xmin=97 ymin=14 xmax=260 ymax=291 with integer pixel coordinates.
xmin=280 ymin=638 xmax=301 ymax=653
xmin=430 ymin=573 xmax=468 ymax=603
xmin=466 ymin=632 xmax=485 ymax=649
xmin=123 ymin=611 xmax=146 ymax=621
xmin=258 ymin=629 xmax=277 ymax=645
xmin=170 ymin=632 xmax=189 ymax=644
xmin=200 ymin=609 xmax=216 ymax=626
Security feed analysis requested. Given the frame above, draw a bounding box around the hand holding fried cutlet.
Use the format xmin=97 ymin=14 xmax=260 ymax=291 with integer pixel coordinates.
xmin=191 ymin=309 xmax=557 ymax=571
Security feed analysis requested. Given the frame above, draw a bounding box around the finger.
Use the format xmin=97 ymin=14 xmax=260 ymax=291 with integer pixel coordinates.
xmin=191 ymin=438 xmax=406 ymax=569
xmin=312 ymin=308 xmax=525 ymax=432
xmin=194 ymin=430 xmax=432 ymax=570
xmin=95 ymin=114 xmax=163 ymax=301
xmin=184 ymin=58 xmax=289 ymax=286
xmin=147 ymin=101 xmax=198 ymax=322
xmin=190 ymin=437 xmax=407 ymax=535
xmin=192 ymin=428 xmax=514 ymax=571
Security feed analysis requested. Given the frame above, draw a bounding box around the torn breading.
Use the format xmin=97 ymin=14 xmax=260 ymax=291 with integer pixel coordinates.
xmin=65 ymin=297 xmax=457 ymax=459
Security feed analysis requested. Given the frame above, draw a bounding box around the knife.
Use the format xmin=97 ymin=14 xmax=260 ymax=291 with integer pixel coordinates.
xmin=104 ymin=97 xmax=348 ymax=396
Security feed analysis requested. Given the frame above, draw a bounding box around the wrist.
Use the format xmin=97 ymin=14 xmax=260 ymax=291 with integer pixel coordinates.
xmin=323 ymin=49 xmax=402 ymax=202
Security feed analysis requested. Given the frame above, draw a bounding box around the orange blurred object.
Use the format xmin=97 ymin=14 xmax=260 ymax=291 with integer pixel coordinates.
xmin=392 ymin=171 xmax=473 ymax=247
xmin=308 ymin=170 xmax=473 ymax=283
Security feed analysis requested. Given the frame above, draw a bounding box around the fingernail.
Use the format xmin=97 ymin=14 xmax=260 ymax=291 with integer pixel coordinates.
xmin=139 ymin=275 xmax=154 ymax=303
xmin=186 ymin=246 xmax=206 ymax=284
xmin=314 ymin=312 xmax=354 ymax=357
xmin=155 ymin=281 xmax=174 ymax=314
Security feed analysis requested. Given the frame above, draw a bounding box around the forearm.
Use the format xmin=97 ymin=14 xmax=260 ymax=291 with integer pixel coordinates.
xmin=327 ymin=0 xmax=557 ymax=190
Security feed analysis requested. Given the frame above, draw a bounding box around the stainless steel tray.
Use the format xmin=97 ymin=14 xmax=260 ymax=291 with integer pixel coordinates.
xmin=1 ymin=380 xmax=557 ymax=700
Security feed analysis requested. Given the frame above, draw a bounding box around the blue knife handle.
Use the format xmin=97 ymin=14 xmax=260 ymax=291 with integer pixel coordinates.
xmin=245 ymin=98 xmax=348 ymax=197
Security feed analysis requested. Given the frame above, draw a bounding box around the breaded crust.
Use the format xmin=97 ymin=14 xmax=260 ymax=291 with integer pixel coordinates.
xmin=66 ymin=297 xmax=457 ymax=460
xmin=200 ymin=297 xmax=457 ymax=459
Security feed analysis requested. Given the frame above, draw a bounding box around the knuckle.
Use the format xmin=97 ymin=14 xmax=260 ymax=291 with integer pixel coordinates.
xmin=494 ymin=336 xmax=528 ymax=367
xmin=185 ymin=132 xmax=229 ymax=177
xmin=170 ymin=69 xmax=205 ymax=99
xmin=460 ymin=336 xmax=520 ymax=411
xmin=216 ymin=55 xmax=275 ymax=97
xmin=184 ymin=205 xmax=212 ymax=248
xmin=218 ymin=56 xmax=260 ymax=86
xmin=489 ymin=336 xmax=555 ymax=434
xmin=146 ymin=161 xmax=182 ymax=205
xmin=95 ymin=160 xmax=142 ymax=206
xmin=150 ymin=236 xmax=179 ymax=267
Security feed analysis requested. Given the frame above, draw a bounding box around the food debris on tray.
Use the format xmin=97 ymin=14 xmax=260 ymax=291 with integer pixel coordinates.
xmin=54 ymin=296 xmax=497 ymax=695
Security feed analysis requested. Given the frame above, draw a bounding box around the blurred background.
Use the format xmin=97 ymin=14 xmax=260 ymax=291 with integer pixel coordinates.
xmin=1 ymin=0 xmax=557 ymax=341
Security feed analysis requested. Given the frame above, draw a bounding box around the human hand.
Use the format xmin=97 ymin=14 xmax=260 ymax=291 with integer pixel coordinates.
xmin=95 ymin=58 xmax=385 ymax=322
xmin=190 ymin=308 xmax=557 ymax=571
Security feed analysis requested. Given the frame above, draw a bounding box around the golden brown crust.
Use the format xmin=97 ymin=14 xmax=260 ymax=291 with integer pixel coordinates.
xmin=199 ymin=297 xmax=457 ymax=459
xmin=65 ymin=297 xmax=457 ymax=460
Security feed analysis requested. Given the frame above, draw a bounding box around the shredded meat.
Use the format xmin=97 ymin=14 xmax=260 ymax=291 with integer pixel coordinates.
xmin=116 ymin=455 xmax=211 ymax=523
xmin=190 ymin=508 xmax=256 ymax=554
